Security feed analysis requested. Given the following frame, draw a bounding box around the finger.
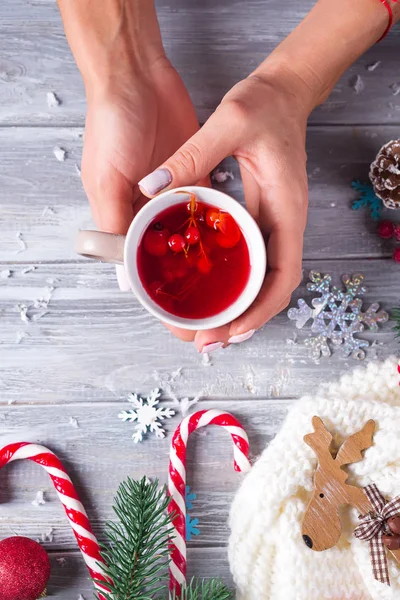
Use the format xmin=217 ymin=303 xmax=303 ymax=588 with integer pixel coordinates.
xmin=163 ymin=322 xmax=196 ymax=343
xmin=138 ymin=107 xmax=242 ymax=197
xmin=239 ymin=162 xmax=262 ymax=222
xmin=194 ymin=325 xmax=231 ymax=354
xmin=83 ymin=162 xmax=134 ymax=235
xmin=229 ymin=225 xmax=304 ymax=336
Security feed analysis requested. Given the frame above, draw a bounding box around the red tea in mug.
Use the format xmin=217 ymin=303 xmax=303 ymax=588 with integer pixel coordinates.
xmin=137 ymin=194 xmax=250 ymax=319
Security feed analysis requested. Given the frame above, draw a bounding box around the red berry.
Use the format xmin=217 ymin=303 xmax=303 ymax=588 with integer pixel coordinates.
xmin=216 ymin=231 xmax=241 ymax=248
xmin=168 ymin=233 xmax=186 ymax=253
xmin=197 ymin=255 xmax=213 ymax=274
xmin=394 ymin=224 xmax=400 ymax=241
xmin=215 ymin=214 xmax=241 ymax=248
xmin=149 ymin=280 xmax=164 ymax=296
xmin=175 ymin=263 xmax=189 ymax=279
xmin=216 ymin=213 xmax=240 ymax=237
xmin=162 ymin=268 xmax=176 ymax=283
xmin=143 ymin=224 xmax=170 ymax=257
xmin=377 ymin=220 xmax=395 ymax=240
xmin=393 ymin=247 xmax=400 ymax=263
xmin=184 ymin=226 xmax=200 ymax=245
xmin=196 ymin=213 xmax=205 ymax=224
xmin=0 ymin=537 xmax=51 ymax=600
xmin=206 ymin=209 xmax=220 ymax=229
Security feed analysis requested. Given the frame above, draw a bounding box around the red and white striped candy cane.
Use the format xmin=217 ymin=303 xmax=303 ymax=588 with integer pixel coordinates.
xmin=168 ymin=409 xmax=251 ymax=594
xmin=0 ymin=442 xmax=108 ymax=599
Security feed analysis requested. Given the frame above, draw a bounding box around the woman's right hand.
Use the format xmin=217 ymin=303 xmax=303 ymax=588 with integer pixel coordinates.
xmin=138 ymin=64 xmax=311 ymax=351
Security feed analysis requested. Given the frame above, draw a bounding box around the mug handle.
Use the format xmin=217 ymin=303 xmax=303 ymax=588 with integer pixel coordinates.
xmin=75 ymin=230 xmax=125 ymax=265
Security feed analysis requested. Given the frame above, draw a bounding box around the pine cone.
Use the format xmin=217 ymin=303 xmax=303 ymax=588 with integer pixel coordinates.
xmin=370 ymin=139 xmax=400 ymax=209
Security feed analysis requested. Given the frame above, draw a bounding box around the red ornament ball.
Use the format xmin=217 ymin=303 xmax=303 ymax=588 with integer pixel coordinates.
xmin=377 ymin=220 xmax=395 ymax=239
xmin=0 ymin=537 xmax=51 ymax=600
xmin=393 ymin=247 xmax=400 ymax=263
xmin=394 ymin=224 xmax=400 ymax=242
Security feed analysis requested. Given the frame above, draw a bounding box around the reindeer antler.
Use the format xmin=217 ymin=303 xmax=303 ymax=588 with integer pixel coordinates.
xmin=335 ymin=420 xmax=375 ymax=467
xmin=304 ymin=416 xmax=334 ymax=463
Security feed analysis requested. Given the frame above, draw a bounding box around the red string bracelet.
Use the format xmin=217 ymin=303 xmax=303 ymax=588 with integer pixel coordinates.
xmin=378 ymin=0 xmax=398 ymax=42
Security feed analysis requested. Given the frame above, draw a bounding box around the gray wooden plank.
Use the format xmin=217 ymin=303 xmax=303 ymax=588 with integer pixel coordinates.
xmin=0 ymin=259 xmax=397 ymax=404
xmin=1 ymin=126 xmax=400 ymax=263
xmin=45 ymin=548 xmax=233 ymax=598
xmin=0 ymin=1 xmax=399 ymax=125
xmin=0 ymin=400 xmax=289 ymax=550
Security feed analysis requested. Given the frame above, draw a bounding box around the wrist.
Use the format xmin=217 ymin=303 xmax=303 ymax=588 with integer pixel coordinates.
xmin=252 ymin=58 xmax=320 ymax=117
xmin=257 ymin=0 xmax=389 ymax=111
xmin=58 ymin=0 xmax=165 ymax=100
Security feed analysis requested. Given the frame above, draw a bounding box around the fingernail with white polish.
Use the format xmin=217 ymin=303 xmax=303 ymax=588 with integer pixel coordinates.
xmin=116 ymin=265 xmax=131 ymax=292
xmin=200 ymin=342 xmax=224 ymax=354
xmin=228 ymin=329 xmax=256 ymax=344
xmin=138 ymin=168 xmax=172 ymax=196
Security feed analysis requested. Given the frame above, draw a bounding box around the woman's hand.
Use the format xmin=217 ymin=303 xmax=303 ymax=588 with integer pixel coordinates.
xmin=138 ymin=0 xmax=398 ymax=352
xmin=57 ymin=0 xmax=204 ymax=302
xmin=139 ymin=65 xmax=310 ymax=351
xmin=81 ymin=58 xmax=203 ymax=237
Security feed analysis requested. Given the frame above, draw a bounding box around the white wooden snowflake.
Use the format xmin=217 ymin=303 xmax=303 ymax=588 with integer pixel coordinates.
xmin=118 ymin=388 xmax=175 ymax=443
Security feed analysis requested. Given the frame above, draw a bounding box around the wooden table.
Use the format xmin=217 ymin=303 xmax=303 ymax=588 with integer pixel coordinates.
xmin=0 ymin=1 xmax=399 ymax=597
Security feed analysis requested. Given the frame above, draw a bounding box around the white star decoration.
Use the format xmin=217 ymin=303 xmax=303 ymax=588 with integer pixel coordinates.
xmin=118 ymin=388 xmax=175 ymax=443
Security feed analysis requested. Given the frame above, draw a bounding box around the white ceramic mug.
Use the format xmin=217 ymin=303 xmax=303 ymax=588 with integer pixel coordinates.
xmin=75 ymin=186 xmax=266 ymax=330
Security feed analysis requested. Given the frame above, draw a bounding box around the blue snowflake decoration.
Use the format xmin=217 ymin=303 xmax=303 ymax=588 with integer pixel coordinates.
xmin=185 ymin=486 xmax=200 ymax=541
xmin=351 ymin=180 xmax=383 ymax=221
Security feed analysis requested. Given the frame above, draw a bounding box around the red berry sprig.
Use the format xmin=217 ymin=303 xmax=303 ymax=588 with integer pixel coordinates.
xmin=377 ymin=219 xmax=400 ymax=263
xmin=143 ymin=192 xmax=243 ymax=303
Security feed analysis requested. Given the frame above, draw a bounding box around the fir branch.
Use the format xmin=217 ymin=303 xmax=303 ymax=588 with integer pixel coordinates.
xmin=172 ymin=578 xmax=234 ymax=600
xmin=93 ymin=477 xmax=173 ymax=600
xmin=392 ymin=307 xmax=400 ymax=339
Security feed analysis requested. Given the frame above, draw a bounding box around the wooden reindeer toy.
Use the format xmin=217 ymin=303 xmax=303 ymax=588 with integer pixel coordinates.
xmin=302 ymin=416 xmax=400 ymax=586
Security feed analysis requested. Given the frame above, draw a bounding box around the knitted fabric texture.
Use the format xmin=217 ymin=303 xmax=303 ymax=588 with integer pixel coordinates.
xmin=229 ymin=357 xmax=400 ymax=600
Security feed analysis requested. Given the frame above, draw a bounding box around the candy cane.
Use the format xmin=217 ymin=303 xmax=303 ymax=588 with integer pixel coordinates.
xmin=0 ymin=442 xmax=109 ymax=598
xmin=168 ymin=409 xmax=251 ymax=594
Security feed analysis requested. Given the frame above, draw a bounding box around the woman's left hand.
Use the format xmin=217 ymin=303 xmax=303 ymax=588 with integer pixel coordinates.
xmin=139 ymin=64 xmax=312 ymax=353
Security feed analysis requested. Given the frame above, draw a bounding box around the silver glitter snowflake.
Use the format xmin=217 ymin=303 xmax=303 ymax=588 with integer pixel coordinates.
xmin=287 ymin=272 xmax=388 ymax=360
xmin=118 ymin=388 xmax=175 ymax=443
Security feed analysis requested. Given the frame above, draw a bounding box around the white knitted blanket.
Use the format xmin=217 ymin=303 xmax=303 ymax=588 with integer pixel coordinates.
xmin=229 ymin=358 xmax=400 ymax=600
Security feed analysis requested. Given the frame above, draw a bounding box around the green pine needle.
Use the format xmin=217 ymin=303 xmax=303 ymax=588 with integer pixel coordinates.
xmin=171 ymin=578 xmax=234 ymax=600
xmin=93 ymin=477 xmax=173 ymax=600
xmin=92 ymin=477 xmax=233 ymax=599
xmin=393 ymin=308 xmax=400 ymax=339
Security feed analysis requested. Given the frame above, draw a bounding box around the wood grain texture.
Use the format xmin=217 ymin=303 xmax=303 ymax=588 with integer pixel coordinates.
xmin=1 ymin=126 xmax=400 ymax=263
xmin=0 ymin=400 xmax=288 ymax=550
xmin=0 ymin=1 xmax=399 ymax=125
xmin=302 ymin=417 xmax=375 ymax=551
xmin=44 ymin=549 xmax=233 ymax=598
xmin=0 ymin=1 xmax=400 ymax=595
xmin=0 ymin=259 xmax=397 ymax=405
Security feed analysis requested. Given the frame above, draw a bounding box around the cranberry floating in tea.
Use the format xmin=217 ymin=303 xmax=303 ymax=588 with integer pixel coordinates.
xmin=137 ymin=193 xmax=250 ymax=319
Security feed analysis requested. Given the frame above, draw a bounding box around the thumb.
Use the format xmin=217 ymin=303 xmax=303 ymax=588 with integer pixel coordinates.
xmin=138 ymin=109 xmax=237 ymax=197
